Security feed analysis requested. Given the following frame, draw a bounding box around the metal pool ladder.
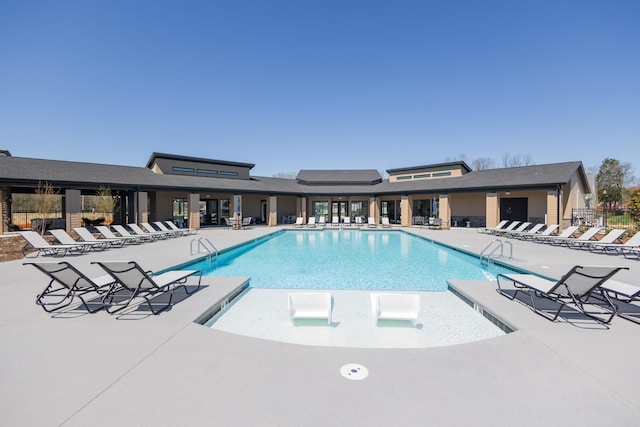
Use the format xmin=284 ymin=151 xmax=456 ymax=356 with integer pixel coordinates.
xmin=191 ymin=237 xmax=218 ymax=263
xmin=480 ymin=239 xmax=513 ymax=266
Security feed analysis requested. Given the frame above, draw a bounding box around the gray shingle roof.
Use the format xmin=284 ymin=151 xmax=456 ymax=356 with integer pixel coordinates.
xmin=0 ymin=156 xmax=586 ymax=196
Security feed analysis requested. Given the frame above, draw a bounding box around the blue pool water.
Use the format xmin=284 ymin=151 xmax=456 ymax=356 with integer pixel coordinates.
xmin=186 ymin=230 xmax=516 ymax=291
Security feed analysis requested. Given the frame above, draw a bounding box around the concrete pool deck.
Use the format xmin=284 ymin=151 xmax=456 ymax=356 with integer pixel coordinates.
xmin=1 ymin=226 xmax=639 ymax=426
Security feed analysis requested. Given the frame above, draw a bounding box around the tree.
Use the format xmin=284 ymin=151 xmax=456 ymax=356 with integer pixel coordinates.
xmin=596 ymin=158 xmax=625 ymax=209
xmin=95 ymin=185 xmax=117 ymax=214
xmin=34 ymin=181 xmax=60 ymax=235
xmin=627 ymin=187 xmax=640 ymax=226
xmin=471 ymin=157 xmax=496 ymax=170
xmin=502 ymin=153 xmax=534 ymax=168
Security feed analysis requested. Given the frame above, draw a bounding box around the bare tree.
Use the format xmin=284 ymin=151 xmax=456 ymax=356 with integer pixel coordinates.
xmin=272 ymin=172 xmax=297 ymax=179
xmin=471 ymin=157 xmax=496 ymax=170
xmin=34 ymin=181 xmax=60 ymax=235
xmin=502 ymin=153 xmax=534 ymax=167
xmin=96 ymin=185 xmax=117 ymax=215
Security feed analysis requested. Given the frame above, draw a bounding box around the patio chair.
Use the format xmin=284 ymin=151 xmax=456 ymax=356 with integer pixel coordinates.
xmin=477 ymin=220 xmax=510 ymax=234
xmin=163 ymin=220 xmax=197 ymax=235
xmin=48 ymin=229 xmax=109 ymax=252
xmin=531 ymin=225 xmax=579 ymax=244
xmin=381 ymin=217 xmax=391 ymax=228
xmin=519 ymin=224 xmax=559 ymax=241
xmin=96 ymin=225 xmax=143 ymax=244
xmin=128 ymin=223 xmax=170 ymax=240
xmin=26 ymin=261 xmax=115 ymax=313
xmin=547 ymin=226 xmax=602 ymax=247
xmin=153 ymin=221 xmax=186 ymax=236
xmin=19 ymin=231 xmax=88 ymax=257
xmin=307 ymin=217 xmax=316 ymax=228
xmin=242 ymin=217 xmax=252 ymax=229
xmin=496 ymin=265 xmax=628 ymax=324
xmin=367 ymin=217 xmax=377 ymax=228
xmin=370 ymin=293 xmax=420 ymax=326
xmin=93 ymin=261 xmax=202 ymax=314
xmin=331 ymin=216 xmax=340 ymax=227
xmin=600 ymin=280 xmax=640 ymax=324
xmin=141 ymin=222 xmax=179 ymax=238
xmin=287 ymin=292 xmax=332 ymax=324
xmin=582 ymin=231 xmax=640 ymax=256
xmin=318 ymin=216 xmax=326 ymax=227
xmin=112 ymin=224 xmax=155 ymax=242
xmin=495 ymin=222 xmax=531 ymax=236
xmin=343 ymin=216 xmax=352 ymax=226
xmin=504 ymin=223 xmax=545 ymax=239
xmin=570 ymin=228 xmax=627 ymax=252
xmin=293 ymin=217 xmax=304 ymax=228
xmin=73 ymin=227 xmax=126 ymax=248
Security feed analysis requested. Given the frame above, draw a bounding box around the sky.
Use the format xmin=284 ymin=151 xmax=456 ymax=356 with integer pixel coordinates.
xmin=1 ymin=0 xmax=639 ymax=180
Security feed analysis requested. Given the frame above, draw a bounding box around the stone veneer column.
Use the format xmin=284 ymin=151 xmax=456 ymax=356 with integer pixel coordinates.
xmin=369 ymin=197 xmax=378 ymax=223
xmin=438 ymin=194 xmax=450 ymax=229
xmin=400 ymin=195 xmax=410 ymax=226
xmin=136 ymin=191 xmax=148 ymax=224
xmin=188 ymin=193 xmax=200 ymax=229
xmin=485 ymin=192 xmax=499 ymax=228
xmin=268 ymin=196 xmax=278 ymax=226
xmin=65 ymin=189 xmax=82 ymax=232
xmin=0 ymin=188 xmax=8 ymax=234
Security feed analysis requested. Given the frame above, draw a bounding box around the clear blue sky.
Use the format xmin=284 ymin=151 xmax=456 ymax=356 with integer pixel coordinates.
xmin=1 ymin=0 xmax=639 ymax=180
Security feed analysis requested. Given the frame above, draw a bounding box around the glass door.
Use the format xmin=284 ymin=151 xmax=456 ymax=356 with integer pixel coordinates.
xmin=331 ymin=201 xmax=347 ymax=222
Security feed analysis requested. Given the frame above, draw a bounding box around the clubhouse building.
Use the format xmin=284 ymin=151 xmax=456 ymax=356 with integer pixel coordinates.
xmin=0 ymin=151 xmax=591 ymax=234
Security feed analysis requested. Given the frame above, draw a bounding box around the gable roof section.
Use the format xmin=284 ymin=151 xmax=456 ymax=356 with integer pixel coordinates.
xmin=145 ymin=152 xmax=255 ymax=170
xmin=296 ymin=170 xmax=382 ymax=185
xmin=386 ymin=161 xmax=472 ymax=174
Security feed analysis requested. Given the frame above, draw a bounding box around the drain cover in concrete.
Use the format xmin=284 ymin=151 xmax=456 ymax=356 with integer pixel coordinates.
xmin=340 ymin=363 xmax=369 ymax=380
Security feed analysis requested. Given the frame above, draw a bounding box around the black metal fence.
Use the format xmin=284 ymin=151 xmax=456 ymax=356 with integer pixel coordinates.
xmin=572 ymin=208 xmax=637 ymax=230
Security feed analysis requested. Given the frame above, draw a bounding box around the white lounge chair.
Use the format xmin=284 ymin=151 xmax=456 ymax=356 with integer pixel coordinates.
xmin=95 ymin=225 xmax=143 ymax=244
xmin=355 ymin=216 xmax=364 ymax=227
xmin=571 ymin=228 xmax=627 ymax=251
xmin=318 ymin=216 xmax=326 ymax=227
xmin=49 ymin=229 xmax=109 ymax=252
xmin=495 ymin=222 xmax=531 ymax=236
xmin=504 ymin=223 xmax=545 ymax=239
xmin=25 ymin=261 xmax=115 ymax=313
xmin=600 ymin=280 xmax=640 ymax=324
xmin=547 ymin=226 xmax=602 ymax=247
xmin=307 ymin=217 xmax=316 ymax=228
xmin=343 ymin=216 xmax=351 ymax=226
xmin=293 ymin=217 xmax=304 ymax=228
xmin=130 ymin=223 xmax=171 ymax=239
xmin=141 ymin=222 xmax=179 ymax=238
xmin=367 ymin=217 xmax=377 ymax=228
xmin=19 ymin=231 xmax=88 ymax=257
xmin=381 ymin=217 xmax=391 ymax=228
xmin=532 ymin=225 xmax=579 ymax=243
xmin=93 ymin=261 xmax=202 ymax=314
xmin=241 ymin=217 xmax=252 ymax=229
xmin=521 ymin=224 xmax=559 ymax=241
xmin=477 ymin=220 xmax=510 ymax=234
xmin=112 ymin=224 xmax=155 ymax=242
xmin=73 ymin=227 xmax=126 ymax=248
xmin=287 ymin=292 xmax=332 ymax=324
xmin=497 ymin=265 xmax=628 ymax=323
xmin=331 ymin=216 xmax=340 ymax=227
xmin=583 ymin=230 xmax=640 ymax=256
xmin=371 ymin=293 xmax=420 ymax=325
xmin=163 ymin=220 xmax=197 ymax=235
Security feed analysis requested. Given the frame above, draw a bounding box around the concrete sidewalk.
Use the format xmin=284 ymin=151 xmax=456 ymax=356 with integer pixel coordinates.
xmin=1 ymin=226 xmax=639 ymax=426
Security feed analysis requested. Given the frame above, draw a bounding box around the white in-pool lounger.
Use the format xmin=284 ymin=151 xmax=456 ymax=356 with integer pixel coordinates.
xmin=288 ymin=292 xmax=332 ymax=324
xmin=371 ymin=293 xmax=420 ymax=326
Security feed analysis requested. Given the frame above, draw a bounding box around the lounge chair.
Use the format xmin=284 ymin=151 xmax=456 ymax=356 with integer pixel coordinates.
xmin=25 ymin=261 xmax=115 ymax=313
xmin=582 ymin=231 xmax=640 ymax=256
xmin=548 ymin=226 xmax=602 ymax=247
xmin=477 ymin=220 xmax=510 ymax=234
xmin=19 ymin=231 xmax=88 ymax=257
xmin=504 ymin=223 xmax=545 ymax=239
xmin=141 ymin=222 xmax=179 ymax=238
xmin=532 ymin=225 xmax=579 ymax=244
xmin=370 ymin=293 xmax=420 ymax=325
xmin=112 ymin=224 xmax=155 ymax=242
xmin=495 ymin=222 xmax=531 ymax=236
xmin=287 ymin=292 xmax=332 ymax=324
xmin=153 ymin=221 xmax=184 ymax=237
xmin=331 ymin=216 xmax=340 ymax=227
xmin=241 ymin=217 xmax=252 ymax=229
xmin=318 ymin=216 xmax=326 ymax=227
xmin=293 ymin=217 xmax=304 ymax=228
xmin=520 ymin=224 xmax=559 ymax=241
xmin=163 ymin=220 xmax=197 ymax=235
xmin=307 ymin=217 xmax=316 ymax=228
xmin=93 ymin=261 xmax=202 ymax=314
xmin=367 ymin=217 xmax=377 ymax=228
xmin=381 ymin=217 xmax=392 ymax=228
xmin=129 ymin=223 xmax=171 ymax=239
xmin=343 ymin=216 xmax=351 ymax=227
xmin=95 ymin=225 xmax=143 ymax=244
xmin=600 ymin=280 xmax=640 ymax=324
xmin=73 ymin=227 xmax=126 ymax=248
xmin=571 ymin=228 xmax=627 ymax=252
xmin=496 ymin=265 xmax=628 ymax=323
xmin=48 ymin=229 xmax=109 ymax=252
xmin=355 ymin=216 xmax=364 ymax=227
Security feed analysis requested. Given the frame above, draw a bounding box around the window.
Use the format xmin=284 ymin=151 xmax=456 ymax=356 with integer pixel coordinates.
xmin=172 ymin=167 xmax=195 ymax=173
xmin=397 ymin=175 xmax=412 ymax=180
xmin=220 ymin=171 xmax=238 ymax=177
xmin=381 ymin=200 xmax=401 ymax=224
xmin=197 ymin=169 xmax=218 ymax=175
xmin=172 ymin=198 xmax=188 ymax=226
xmin=350 ymin=200 xmax=367 ymax=221
xmin=432 ymin=172 xmax=452 ymax=177
xmin=220 ymin=199 xmax=231 ymax=219
xmin=312 ymin=201 xmax=329 ymax=219
xmin=414 ymin=173 xmax=431 ymax=179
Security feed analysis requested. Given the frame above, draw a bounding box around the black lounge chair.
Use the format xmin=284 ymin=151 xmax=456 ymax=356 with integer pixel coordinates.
xmin=93 ymin=261 xmax=202 ymax=314
xmin=26 ymin=261 xmax=115 ymax=313
xmin=497 ymin=265 xmax=629 ymax=324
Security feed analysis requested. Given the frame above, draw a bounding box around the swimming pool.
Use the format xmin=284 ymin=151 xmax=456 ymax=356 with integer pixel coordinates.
xmin=186 ymin=229 xmax=516 ymax=291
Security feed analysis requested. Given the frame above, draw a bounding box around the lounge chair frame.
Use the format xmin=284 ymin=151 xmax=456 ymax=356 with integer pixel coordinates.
xmin=93 ymin=261 xmax=202 ymax=314
xmin=497 ymin=265 xmax=628 ymax=324
xmin=26 ymin=261 xmax=115 ymax=313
